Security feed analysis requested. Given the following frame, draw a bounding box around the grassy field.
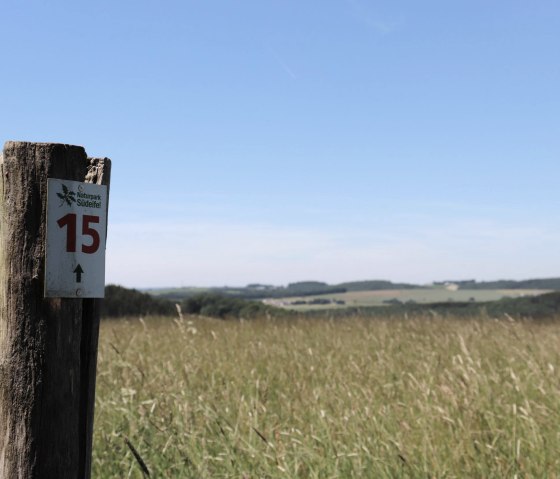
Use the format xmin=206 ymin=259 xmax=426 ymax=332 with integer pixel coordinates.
xmin=93 ymin=314 xmax=560 ymax=478
xmin=266 ymin=288 xmax=551 ymax=311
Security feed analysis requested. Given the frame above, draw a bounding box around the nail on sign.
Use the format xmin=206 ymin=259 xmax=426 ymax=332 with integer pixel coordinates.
xmin=45 ymin=178 xmax=108 ymax=298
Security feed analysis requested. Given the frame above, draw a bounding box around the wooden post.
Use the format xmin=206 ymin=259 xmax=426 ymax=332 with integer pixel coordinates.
xmin=0 ymin=141 xmax=111 ymax=478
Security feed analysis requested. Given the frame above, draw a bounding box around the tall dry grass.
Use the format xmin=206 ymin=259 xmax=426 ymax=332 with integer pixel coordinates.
xmin=93 ymin=314 xmax=560 ymax=478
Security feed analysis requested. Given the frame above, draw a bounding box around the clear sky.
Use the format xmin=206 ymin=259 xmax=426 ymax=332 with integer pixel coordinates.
xmin=2 ymin=0 xmax=559 ymax=287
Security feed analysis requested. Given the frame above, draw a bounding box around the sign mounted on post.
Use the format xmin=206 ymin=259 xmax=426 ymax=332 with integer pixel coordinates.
xmin=45 ymin=178 xmax=108 ymax=298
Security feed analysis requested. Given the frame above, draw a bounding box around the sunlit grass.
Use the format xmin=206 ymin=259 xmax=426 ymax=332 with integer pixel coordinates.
xmin=93 ymin=314 xmax=560 ymax=478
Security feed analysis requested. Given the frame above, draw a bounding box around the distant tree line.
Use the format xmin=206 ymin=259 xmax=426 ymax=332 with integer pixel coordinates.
xmin=102 ymin=285 xmax=281 ymax=319
xmin=336 ymin=280 xmax=420 ymax=291
xmin=103 ymin=283 xmax=560 ymax=320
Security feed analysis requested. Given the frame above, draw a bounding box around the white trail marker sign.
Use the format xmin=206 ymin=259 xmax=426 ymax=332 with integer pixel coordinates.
xmin=45 ymin=178 xmax=108 ymax=298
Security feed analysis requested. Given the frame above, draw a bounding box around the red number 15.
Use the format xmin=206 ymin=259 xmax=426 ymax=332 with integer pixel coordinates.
xmin=57 ymin=214 xmax=100 ymax=254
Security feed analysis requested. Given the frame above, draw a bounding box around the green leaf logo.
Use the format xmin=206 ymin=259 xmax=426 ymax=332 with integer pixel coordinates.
xmin=57 ymin=184 xmax=76 ymax=207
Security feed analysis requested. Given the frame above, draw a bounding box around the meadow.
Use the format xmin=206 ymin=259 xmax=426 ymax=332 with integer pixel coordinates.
xmin=93 ymin=313 xmax=560 ymax=478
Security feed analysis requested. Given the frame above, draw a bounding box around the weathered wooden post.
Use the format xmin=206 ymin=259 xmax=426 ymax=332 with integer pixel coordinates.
xmin=0 ymin=141 xmax=111 ymax=478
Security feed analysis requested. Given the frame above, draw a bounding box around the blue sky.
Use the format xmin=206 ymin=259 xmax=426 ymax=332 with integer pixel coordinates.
xmin=2 ymin=0 xmax=559 ymax=287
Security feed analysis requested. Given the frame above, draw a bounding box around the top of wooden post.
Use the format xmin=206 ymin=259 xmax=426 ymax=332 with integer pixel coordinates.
xmin=4 ymin=140 xmax=86 ymax=148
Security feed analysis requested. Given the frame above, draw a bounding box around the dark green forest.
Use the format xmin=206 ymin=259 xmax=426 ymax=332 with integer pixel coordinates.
xmin=103 ymin=285 xmax=175 ymax=317
xmin=103 ymin=285 xmax=278 ymax=319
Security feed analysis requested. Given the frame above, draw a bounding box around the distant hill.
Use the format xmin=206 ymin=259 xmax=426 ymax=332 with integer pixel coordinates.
xmin=146 ymin=279 xmax=421 ymax=301
xmin=451 ymin=278 xmax=560 ymax=290
xmin=311 ymin=292 xmax=560 ymax=320
xmin=336 ymin=280 xmax=420 ymax=291
xmin=146 ymin=277 xmax=560 ymax=302
xmin=146 ymin=282 xmax=347 ymax=301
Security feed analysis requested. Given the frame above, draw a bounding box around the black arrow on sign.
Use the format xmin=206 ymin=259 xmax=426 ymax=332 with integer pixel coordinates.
xmin=73 ymin=264 xmax=84 ymax=283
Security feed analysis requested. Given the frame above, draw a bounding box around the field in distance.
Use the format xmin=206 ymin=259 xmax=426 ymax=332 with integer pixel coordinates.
xmin=265 ymin=288 xmax=551 ymax=311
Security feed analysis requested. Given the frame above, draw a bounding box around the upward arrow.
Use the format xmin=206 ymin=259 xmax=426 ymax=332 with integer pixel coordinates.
xmin=73 ymin=264 xmax=84 ymax=283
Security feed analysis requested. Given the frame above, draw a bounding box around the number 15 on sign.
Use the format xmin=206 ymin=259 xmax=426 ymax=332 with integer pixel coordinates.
xmin=45 ymin=179 xmax=108 ymax=298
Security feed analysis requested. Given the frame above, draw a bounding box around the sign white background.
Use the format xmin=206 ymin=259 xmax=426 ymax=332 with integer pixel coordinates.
xmin=45 ymin=178 xmax=108 ymax=298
